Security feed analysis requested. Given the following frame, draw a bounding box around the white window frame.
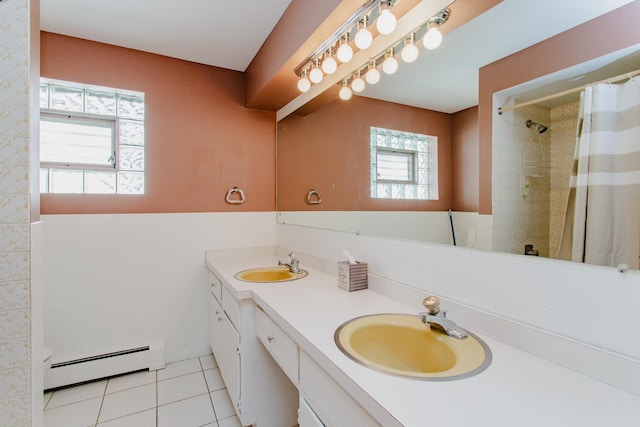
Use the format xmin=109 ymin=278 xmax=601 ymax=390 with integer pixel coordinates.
xmin=375 ymin=147 xmax=418 ymax=184
xmin=39 ymin=79 xmax=145 ymax=195
xmin=40 ymin=110 xmax=117 ymax=170
xmin=370 ymin=126 xmax=439 ymax=200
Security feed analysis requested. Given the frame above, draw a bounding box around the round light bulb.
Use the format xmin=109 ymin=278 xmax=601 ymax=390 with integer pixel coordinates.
xmin=339 ymin=85 xmax=353 ymax=100
xmin=401 ymin=42 xmax=419 ymax=63
xmin=376 ymin=9 xmax=397 ymax=35
xmin=297 ymin=76 xmax=311 ymax=92
xmin=423 ymin=27 xmax=443 ymax=50
xmin=309 ymin=66 xmax=323 ymax=84
xmin=351 ymin=76 xmax=365 ymax=93
xmin=365 ymin=67 xmax=380 ymax=85
xmin=355 ymin=26 xmax=373 ymax=50
xmin=321 ymin=56 xmax=337 ymax=74
xmin=382 ymin=56 xmax=398 ymax=75
xmin=336 ymin=43 xmax=353 ymax=63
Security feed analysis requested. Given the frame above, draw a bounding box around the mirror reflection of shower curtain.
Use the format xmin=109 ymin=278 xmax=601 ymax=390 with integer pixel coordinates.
xmin=558 ymin=78 xmax=640 ymax=269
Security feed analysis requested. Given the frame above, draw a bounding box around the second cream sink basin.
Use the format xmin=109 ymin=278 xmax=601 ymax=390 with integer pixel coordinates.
xmin=335 ymin=313 xmax=491 ymax=380
xmin=234 ymin=267 xmax=308 ymax=283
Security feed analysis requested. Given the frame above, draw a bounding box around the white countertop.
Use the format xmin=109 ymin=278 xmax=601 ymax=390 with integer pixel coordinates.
xmin=206 ymin=251 xmax=640 ymax=427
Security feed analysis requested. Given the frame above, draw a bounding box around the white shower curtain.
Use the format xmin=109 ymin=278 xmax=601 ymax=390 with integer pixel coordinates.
xmin=558 ymin=77 xmax=640 ymax=269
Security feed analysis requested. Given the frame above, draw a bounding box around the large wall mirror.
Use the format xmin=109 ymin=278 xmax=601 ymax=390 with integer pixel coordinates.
xmin=276 ymin=0 xmax=640 ymax=270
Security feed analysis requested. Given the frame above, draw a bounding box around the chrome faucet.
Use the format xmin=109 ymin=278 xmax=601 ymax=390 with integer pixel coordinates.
xmin=418 ymin=296 xmax=468 ymax=339
xmin=278 ymin=252 xmax=301 ymax=273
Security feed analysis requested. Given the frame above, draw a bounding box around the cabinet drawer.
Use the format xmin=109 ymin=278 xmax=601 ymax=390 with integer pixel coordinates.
xmin=299 ymin=351 xmax=378 ymax=426
xmin=208 ymin=271 xmax=222 ymax=303
xmin=255 ymin=306 xmax=299 ymax=383
xmin=221 ymin=285 xmax=240 ymax=330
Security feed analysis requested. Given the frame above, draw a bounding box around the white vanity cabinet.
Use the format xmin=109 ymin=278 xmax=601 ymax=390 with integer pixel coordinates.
xmin=255 ymin=305 xmax=379 ymax=427
xmin=208 ymin=274 xmax=240 ymax=416
xmin=255 ymin=305 xmax=299 ymax=384
xmin=299 ymin=351 xmax=379 ymax=426
xmin=207 ymin=271 xmax=298 ymax=427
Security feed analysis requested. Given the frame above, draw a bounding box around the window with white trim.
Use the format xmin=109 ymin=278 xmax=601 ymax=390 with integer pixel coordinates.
xmin=39 ymin=79 xmax=145 ymax=194
xmin=370 ymin=127 xmax=438 ymax=200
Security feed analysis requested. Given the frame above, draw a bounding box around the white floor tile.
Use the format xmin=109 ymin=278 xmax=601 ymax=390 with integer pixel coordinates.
xmin=97 ymin=408 xmax=156 ymax=427
xmin=106 ymin=370 xmax=156 ymax=394
xmin=203 ymin=368 xmax=225 ymax=392
xmin=158 ymin=371 xmax=208 ymax=406
xmin=47 ymin=380 xmax=107 ymax=409
xmin=217 ymin=415 xmax=242 ymax=427
xmin=157 ymin=358 xmax=202 ymax=381
xmin=43 ymin=396 xmax=102 ymax=427
xmin=210 ymin=389 xmax=236 ymax=420
xmin=98 ymin=383 xmax=156 ymax=423
xmin=199 ymin=354 xmax=218 ymax=370
xmin=158 ymin=394 xmax=216 ymax=427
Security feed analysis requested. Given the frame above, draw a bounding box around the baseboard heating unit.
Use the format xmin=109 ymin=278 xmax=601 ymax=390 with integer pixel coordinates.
xmin=45 ymin=340 xmax=164 ymax=390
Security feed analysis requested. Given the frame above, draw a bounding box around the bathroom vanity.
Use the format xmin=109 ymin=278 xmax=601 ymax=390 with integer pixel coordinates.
xmin=206 ymin=247 xmax=640 ymax=426
xmin=207 ymin=262 xmax=298 ymax=427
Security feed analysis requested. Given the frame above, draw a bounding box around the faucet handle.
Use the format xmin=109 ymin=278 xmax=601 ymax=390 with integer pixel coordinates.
xmin=422 ymin=296 xmax=440 ymax=315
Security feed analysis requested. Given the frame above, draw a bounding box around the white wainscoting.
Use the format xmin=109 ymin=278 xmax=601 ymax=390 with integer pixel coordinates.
xmin=42 ymin=212 xmax=277 ymax=368
xmin=277 ymin=223 xmax=640 ymax=362
xmin=277 ymin=211 xmax=493 ymax=250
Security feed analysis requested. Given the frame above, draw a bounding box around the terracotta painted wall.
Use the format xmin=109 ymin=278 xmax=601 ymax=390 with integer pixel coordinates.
xmin=277 ymin=96 xmax=452 ymax=211
xmin=451 ymin=106 xmax=479 ymax=212
xmin=478 ymin=0 xmax=640 ymax=214
xmin=40 ymin=32 xmax=276 ymax=214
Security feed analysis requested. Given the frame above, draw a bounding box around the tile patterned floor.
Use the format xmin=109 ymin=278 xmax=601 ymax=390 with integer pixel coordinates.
xmin=43 ymin=354 xmax=242 ymax=427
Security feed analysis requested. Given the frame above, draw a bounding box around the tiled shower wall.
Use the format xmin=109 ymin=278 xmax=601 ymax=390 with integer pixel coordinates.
xmin=549 ymin=101 xmax=580 ymax=258
xmin=493 ymin=104 xmax=551 ymax=256
xmin=493 ymin=101 xmax=580 ymax=259
xmin=0 ymin=0 xmax=34 ymax=425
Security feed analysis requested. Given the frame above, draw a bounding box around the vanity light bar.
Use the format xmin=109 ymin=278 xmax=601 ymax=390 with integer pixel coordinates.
xmin=337 ymin=8 xmax=451 ymax=98
xmin=294 ymin=0 xmax=398 ymax=82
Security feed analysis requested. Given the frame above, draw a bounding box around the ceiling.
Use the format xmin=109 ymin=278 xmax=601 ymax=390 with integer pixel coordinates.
xmin=41 ymin=0 xmax=636 ymax=113
xmin=360 ymin=0 xmax=637 ymax=113
xmin=40 ymin=0 xmax=292 ymax=72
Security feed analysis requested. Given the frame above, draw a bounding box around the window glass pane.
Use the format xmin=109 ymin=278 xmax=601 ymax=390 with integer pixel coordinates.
xmin=119 ymin=146 xmax=144 ymax=171
xmin=50 ymin=85 xmax=84 ymax=112
xmin=118 ymin=172 xmax=144 ymax=194
xmin=50 ymin=169 xmax=83 ymax=193
xmin=370 ymin=127 xmax=436 ymax=200
xmin=40 ymin=168 xmax=49 ymax=193
xmin=40 ymin=79 xmax=146 ymax=195
xmin=40 ymin=116 xmax=115 ymax=167
xmin=86 ymin=90 xmax=117 ymax=116
xmin=85 ymin=171 xmax=116 ymax=193
xmin=40 ymin=84 xmax=49 ymax=109
xmin=377 ymin=150 xmax=414 ymax=182
xmin=390 ymin=134 xmax=401 ymax=149
xmin=118 ymin=95 xmax=145 ymax=120
xmin=119 ymin=120 xmax=144 ymax=146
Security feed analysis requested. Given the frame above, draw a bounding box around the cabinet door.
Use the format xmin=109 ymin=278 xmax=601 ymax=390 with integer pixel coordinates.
xmin=217 ymin=313 xmax=241 ymax=417
xmin=208 ymin=293 xmax=223 ymax=355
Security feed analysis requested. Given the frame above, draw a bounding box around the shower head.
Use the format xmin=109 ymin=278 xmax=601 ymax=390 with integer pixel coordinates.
xmin=526 ymin=119 xmax=548 ymax=134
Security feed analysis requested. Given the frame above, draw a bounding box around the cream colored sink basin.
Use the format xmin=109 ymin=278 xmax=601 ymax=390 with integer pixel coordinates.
xmin=234 ymin=267 xmax=308 ymax=283
xmin=335 ymin=313 xmax=491 ymax=380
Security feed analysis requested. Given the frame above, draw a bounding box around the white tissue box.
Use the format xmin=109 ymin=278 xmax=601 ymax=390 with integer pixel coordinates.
xmin=337 ymin=261 xmax=368 ymax=291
